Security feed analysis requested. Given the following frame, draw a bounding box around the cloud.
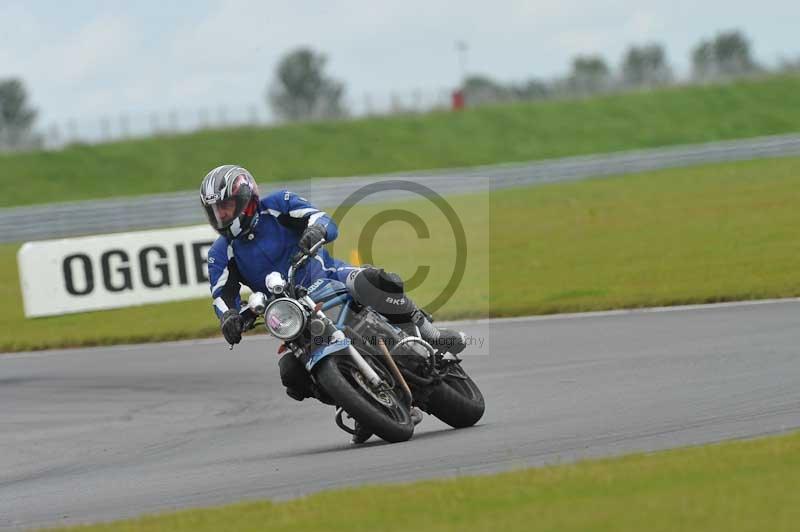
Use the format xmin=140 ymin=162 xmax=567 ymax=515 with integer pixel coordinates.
xmin=1 ymin=9 xmax=139 ymax=121
xmin=4 ymin=0 xmax=800 ymax=126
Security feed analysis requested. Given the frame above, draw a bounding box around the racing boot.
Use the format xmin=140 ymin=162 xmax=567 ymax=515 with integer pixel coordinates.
xmin=351 ymin=407 xmax=423 ymax=444
xmin=411 ymin=310 xmax=467 ymax=355
xmin=351 ymin=422 xmax=373 ymax=444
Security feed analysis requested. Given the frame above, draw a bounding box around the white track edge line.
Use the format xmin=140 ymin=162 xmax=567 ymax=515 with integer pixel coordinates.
xmin=437 ymin=297 xmax=800 ymax=327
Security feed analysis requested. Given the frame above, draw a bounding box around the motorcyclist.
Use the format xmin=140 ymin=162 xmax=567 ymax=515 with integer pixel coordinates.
xmin=200 ymin=164 xmax=467 ymax=403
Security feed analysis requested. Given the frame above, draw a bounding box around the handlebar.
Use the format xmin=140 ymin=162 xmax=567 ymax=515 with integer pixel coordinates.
xmin=287 ymin=238 xmax=327 ymax=294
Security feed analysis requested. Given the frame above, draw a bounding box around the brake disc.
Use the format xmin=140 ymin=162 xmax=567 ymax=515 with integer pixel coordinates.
xmin=350 ymin=368 xmax=394 ymax=407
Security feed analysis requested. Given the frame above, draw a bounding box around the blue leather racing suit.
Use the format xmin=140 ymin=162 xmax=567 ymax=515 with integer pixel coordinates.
xmin=207 ymin=189 xmax=357 ymax=318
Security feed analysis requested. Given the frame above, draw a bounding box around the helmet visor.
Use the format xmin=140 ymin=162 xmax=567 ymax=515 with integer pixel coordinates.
xmin=210 ymin=198 xmax=238 ymax=227
xmin=204 ymin=195 xmax=247 ymax=230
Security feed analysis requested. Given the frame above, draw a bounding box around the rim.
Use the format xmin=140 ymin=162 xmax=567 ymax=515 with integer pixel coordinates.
xmin=336 ymin=357 xmax=409 ymax=425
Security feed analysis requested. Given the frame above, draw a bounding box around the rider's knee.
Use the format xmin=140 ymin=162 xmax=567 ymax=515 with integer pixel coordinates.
xmin=279 ymin=352 xmax=313 ymax=401
xmin=346 ymin=267 xmax=415 ymax=321
xmin=345 ymin=266 xmax=402 ymax=292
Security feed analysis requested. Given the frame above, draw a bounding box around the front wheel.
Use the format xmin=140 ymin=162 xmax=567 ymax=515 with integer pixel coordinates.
xmin=313 ymin=354 xmax=414 ymax=443
xmin=425 ymin=364 xmax=485 ymax=428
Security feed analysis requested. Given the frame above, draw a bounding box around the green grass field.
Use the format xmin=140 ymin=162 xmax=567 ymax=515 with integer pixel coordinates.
xmin=4 ymin=74 xmax=800 ymax=207
xmin=45 ymin=429 xmax=800 ymax=532
xmin=2 ymin=156 xmax=799 ymax=352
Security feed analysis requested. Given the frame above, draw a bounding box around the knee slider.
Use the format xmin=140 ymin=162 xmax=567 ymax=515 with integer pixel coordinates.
xmin=278 ymin=352 xmax=313 ymax=397
xmin=348 ymin=267 xmax=415 ymax=319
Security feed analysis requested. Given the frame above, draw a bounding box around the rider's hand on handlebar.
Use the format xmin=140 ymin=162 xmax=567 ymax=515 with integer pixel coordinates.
xmin=221 ymin=309 xmax=244 ymax=345
xmin=288 ymin=232 xmax=327 ymax=294
xmin=298 ymin=224 xmax=327 ymax=254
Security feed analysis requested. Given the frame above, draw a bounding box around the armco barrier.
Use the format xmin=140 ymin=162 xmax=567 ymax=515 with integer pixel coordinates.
xmin=3 ymin=133 xmax=800 ymax=243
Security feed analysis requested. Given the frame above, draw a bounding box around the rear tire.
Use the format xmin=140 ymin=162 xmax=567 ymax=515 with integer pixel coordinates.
xmin=314 ymin=355 xmax=414 ymax=443
xmin=426 ymin=366 xmax=485 ymax=428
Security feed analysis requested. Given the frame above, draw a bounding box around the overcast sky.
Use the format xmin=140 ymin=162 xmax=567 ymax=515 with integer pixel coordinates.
xmin=2 ymin=0 xmax=799 ymax=127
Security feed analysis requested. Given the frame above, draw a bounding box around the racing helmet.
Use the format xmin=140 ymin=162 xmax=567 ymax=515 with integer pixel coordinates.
xmin=200 ymin=165 xmax=260 ymax=240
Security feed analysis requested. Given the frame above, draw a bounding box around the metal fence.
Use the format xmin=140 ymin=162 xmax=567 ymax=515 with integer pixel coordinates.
xmin=3 ymin=133 xmax=800 ymax=243
xmin=36 ymin=88 xmax=453 ymax=151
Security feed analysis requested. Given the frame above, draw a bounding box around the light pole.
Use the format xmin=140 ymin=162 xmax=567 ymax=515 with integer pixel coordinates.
xmin=455 ymin=40 xmax=469 ymax=87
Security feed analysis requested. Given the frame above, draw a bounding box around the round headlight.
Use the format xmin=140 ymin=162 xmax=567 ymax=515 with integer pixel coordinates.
xmin=264 ymin=298 xmax=306 ymax=340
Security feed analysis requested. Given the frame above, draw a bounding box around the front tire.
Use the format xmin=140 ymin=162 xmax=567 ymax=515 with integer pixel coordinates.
xmin=314 ymin=354 xmax=414 ymax=443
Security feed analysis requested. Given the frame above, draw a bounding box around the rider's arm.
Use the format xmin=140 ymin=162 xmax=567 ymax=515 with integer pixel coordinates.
xmin=261 ymin=190 xmax=339 ymax=242
xmin=208 ymin=238 xmax=244 ymax=319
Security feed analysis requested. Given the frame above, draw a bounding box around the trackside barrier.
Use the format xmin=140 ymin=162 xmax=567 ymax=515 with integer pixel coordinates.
xmin=4 ymin=133 xmax=800 ymax=243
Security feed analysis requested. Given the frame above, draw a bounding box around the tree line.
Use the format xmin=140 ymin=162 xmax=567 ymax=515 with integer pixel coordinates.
xmin=269 ymin=29 xmax=791 ymax=118
xmin=463 ymin=30 xmax=767 ymax=105
xmin=2 ymin=28 xmax=799 ymax=151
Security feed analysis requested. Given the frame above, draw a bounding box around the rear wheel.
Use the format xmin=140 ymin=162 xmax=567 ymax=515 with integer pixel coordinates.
xmin=426 ymin=364 xmax=485 ymax=428
xmin=314 ymin=354 xmax=414 ymax=443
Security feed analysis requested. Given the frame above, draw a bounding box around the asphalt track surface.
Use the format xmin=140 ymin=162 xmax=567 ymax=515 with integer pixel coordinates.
xmin=2 ymin=300 xmax=800 ymax=529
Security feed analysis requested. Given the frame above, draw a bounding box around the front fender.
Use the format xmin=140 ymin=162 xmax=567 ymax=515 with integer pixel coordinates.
xmin=305 ymin=337 xmax=351 ymax=371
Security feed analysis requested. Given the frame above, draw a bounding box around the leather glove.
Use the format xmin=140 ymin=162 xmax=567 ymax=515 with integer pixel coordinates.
xmin=221 ymin=309 xmax=244 ymax=345
xmin=298 ymin=224 xmax=327 ymax=254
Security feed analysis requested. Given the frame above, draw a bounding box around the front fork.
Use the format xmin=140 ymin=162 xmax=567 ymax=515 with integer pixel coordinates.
xmin=337 ymin=329 xmax=383 ymax=388
xmin=302 ymin=294 xmax=384 ymax=389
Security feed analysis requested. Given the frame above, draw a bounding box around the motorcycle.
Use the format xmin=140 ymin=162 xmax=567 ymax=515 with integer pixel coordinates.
xmin=239 ymin=239 xmax=485 ymax=443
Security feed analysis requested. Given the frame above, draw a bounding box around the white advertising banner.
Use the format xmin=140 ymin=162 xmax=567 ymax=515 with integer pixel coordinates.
xmin=18 ymin=225 xmax=219 ymax=318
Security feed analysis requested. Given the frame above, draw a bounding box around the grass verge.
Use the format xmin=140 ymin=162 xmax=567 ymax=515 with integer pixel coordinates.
xmin=44 ymin=430 xmax=800 ymax=531
xmin=4 ymin=74 xmax=800 ymax=207
xmin=2 ymin=156 xmax=799 ymax=352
